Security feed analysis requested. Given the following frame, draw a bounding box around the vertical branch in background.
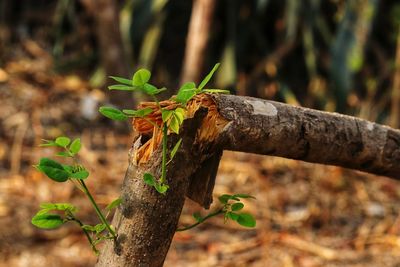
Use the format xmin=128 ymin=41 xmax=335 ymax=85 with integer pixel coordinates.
xmin=180 ymin=0 xmax=216 ymax=84
xmin=390 ymin=27 xmax=400 ymax=129
xmin=80 ymin=0 xmax=129 ymax=105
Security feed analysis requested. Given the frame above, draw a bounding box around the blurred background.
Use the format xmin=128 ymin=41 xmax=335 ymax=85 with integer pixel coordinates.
xmin=1 ymin=0 xmax=400 ymax=266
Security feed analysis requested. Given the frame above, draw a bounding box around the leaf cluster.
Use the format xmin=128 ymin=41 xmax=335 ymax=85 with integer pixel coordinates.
xmin=32 ymin=137 xmax=122 ymax=254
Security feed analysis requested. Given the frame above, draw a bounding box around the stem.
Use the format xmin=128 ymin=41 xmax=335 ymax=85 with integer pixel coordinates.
xmin=160 ymin=124 xmax=168 ymax=184
xmin=176 ymin=209 xmax=224 ymax=232
xmin=68 ymin=215 xmax=99 ymax=254
xmin=79 ymin=180 xmax=116 ymax=238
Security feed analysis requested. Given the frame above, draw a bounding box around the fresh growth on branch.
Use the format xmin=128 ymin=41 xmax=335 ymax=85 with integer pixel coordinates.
xmin=99 ymin=63 xmax=255 ymax=230
xmin=32 ymin=137 xmax=121 ymax=254
xmin=32 ymin=64 xmax=255 ymax=257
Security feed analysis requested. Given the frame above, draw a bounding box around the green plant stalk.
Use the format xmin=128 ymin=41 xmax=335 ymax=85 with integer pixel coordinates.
xmin=70 ymin=217 xmax=99 ymax=254
xmin=79 ymin=180 xmax=116 ymax=238
xmin=176 ymin=209 xmax=224 ymax=232
xmin=160 ymin=124 xmax=168 ymax=184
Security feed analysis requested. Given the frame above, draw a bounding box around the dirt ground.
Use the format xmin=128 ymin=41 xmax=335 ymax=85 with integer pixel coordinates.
xmin=1 ymin=40 xmax=400 ymax=267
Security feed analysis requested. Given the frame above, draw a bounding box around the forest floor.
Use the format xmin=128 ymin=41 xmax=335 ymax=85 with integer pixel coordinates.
xmin=1 ymin=40 xmax=400 ymax=267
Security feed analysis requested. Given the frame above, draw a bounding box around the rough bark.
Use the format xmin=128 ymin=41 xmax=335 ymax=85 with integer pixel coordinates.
xmin=97 ymin=94 xmax=400 ymax=267
xmin=214 ymin=95 xmax=400 ymax=179
xmin=96 ymin=108 xmax=222 ymax=267
xmin=180 ymin=0 xmax=216 ymax=84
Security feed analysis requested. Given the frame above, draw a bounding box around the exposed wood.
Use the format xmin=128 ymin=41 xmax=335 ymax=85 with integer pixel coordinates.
xmin=180 ymin=0 xmax=216 ymax=84
xmin=97 ymin=94 xmax=400 ymax=266
xmin=96 ymin=107 xmax=223 ymax=267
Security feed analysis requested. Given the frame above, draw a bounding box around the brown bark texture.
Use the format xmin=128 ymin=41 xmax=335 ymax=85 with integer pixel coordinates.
xmin=97 ymin=94 xmax=400 ymax=267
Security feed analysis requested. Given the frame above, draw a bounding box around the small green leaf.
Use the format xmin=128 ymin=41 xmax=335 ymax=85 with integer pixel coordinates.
xmin=56 ymin=151 xmax=72 ymax=157
xmin=198 ymin=63 xmax=220 ymax=90
xmin=99 ymin=106 xmax=128 ymax=121
xmin=203 ymin=89 xmax=230 ymax=94
xmin=37 ymin=158 xmax=69 ymax=182
xmin=236 ymin=213 xmax=256 ymax=228
xmin=169 ymin=116 xmax=180 ymax=134
xmin=109 ymin=76 xmax=132 ymax=86
xmin=170 ymin=138 xmax=182 ymax=161
xmin=69 ymin=138 xmax=81 ymax=154
xmin=154 ymin=183 xmax=169 ymax=194
xmin=161 ymin=110 xmax=173 ymax=122
xmin=143 ymin=173 xmax=156 ymax=186
xmin=123 ymin=107 xmax=153 ymax=117
xmin=39 ymin=139 xmax=58 ymax=147
xmin=175 ymin=82 xmax=196 ymax=104
xmin=232 ymin=194 xmax=256 ymax=200
xmin=94 ymin=223 xmax=107 ymax=234
xmin=55 ymin=137 xmax=70 ymax=148
xmin=32 ymin=214 xmax=64 ymax=229
xmin=227 ymin=212 xmax=239 ymax=221
xmin=132 ymin=69 xmax=151 ymax=86
xmin=231 ymin=202 xmax=244 ymax=211
xmin=142 ymin=83 xmax=167 ymax=95
xmin=192 ymin=212 xmax=202 ymax=222
xmin=108 ymin=84 xmax=138 ymax=91
xmin=82 ymin=224 xmax=96 ymax=232
xmin=39 ymin=203 xmax=77 ymax=212
xmin=218 ymin=194 xmax=233 ymax=204
xmin=143 ymin=83 xmax=158 ymax=95
xmin=69 ymin=170 xmax=89 ymax=179
xmin=173 ymin=108 xmax=185 ymax=125
xmin=106 ymin=198 xmax=122 ymax=211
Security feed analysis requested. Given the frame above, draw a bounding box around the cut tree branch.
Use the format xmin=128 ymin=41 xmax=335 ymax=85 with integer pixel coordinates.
xmin=96 ymin=94 xmax=400 ymax=267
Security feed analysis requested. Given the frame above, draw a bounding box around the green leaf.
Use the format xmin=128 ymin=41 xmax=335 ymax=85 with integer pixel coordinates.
xmin=232 ymin=194 xmax=256 ymax=200
xmin=173 ymin=108 xmax=185 ymax=125
xmin=69 ymin=170 xmax=89 ymax=179
xmin=106 ymin=198 xmax=122 ymax=211
xmin=39 ymin=139 xmax=58 ymax=147
xmin=108 ymin=84 xmax=138 ymax=91
xmin=31 ymin=214 xmax=64 ymax=229
xmin=39 ymin=203 xmax=77 ymax=212
xmin=198 ymin=63 xmax=220 ymax=90
xmin=175 ymin=82 xmax=196 ymax=104
xmin=236 ymin=213 xmax=256 ymax=228
xmin=154 ymin=183 xmax=169 ymax=194
xmin=203 ymin=89 xmax=230 ymax=94
xmin=69 ymin=138 xmax=81 ymax=154
xmin=161 ymin=110 xmax=173 ymax=122
xmin=170 ymin=138 xmax=182 ymax=161
xmin=218 ymin=194 xmax=233 ymax=204
xmin=231 ymin=202 xmax=244 ymax=211
xmin=94 ymin=223 xmax=107 ymax=234
xmin=37 ymin=158 xmax=69 ymax=182
xmin=123 ymin=107 xmax=153 ymax=117
xmin=99 ymin=106 xmax=128 ymax=121
xmin=169 ymin=116 xmax=180 ymax=134
xmin=56 ymin=151 xmax=72 ymax=157
xmin=143 ymin=83 xmax=158 ymax=95
xmin=82 ymin=224 xmax=96 ymax=232
xmin=192 ymin=212 xmax=202 ymax=222
xmin=227 ymin=212 xmax=239 ymax=221
xmin=143 ymin=173 xmax=156 ymax=186
xmin=109 ymin=76 xmax=132 ymax=86
xmin=55 ymin=137 xmax=70 ymax=148
xmin=142 ymin=83 xmax=167 ymax=95
xmin=132 ymin=69 xmax=151 ymax=86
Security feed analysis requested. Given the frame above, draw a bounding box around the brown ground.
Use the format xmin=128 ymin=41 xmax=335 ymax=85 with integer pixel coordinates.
xmin=1 ymin=40 xmax=400 ymax=267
